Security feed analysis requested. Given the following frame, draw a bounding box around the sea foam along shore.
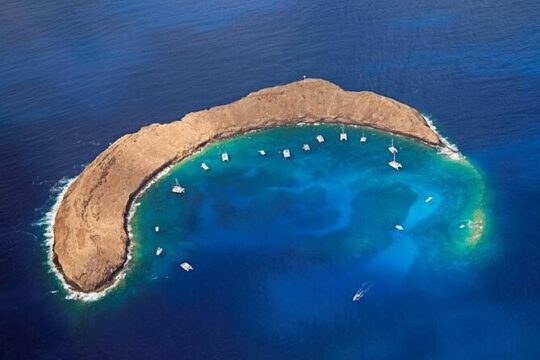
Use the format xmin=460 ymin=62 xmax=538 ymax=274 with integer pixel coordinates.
xmin=422 ymin=114 xmax=463 ymax=161
xmin=43 ymin=176 xmax=126 ymax=301
xmin=44 ymin=177 xmax=116 ymax=301
xmin=44 ymin=163 xmax=176 ymax=302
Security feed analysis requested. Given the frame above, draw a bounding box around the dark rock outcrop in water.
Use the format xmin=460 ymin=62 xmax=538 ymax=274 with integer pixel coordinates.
xmin=53 ymin=79 xmax=447 ymax=293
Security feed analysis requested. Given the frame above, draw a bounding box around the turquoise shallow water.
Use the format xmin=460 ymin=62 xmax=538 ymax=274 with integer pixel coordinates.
xmin=121 ymin=124 xmax=493 ymax=358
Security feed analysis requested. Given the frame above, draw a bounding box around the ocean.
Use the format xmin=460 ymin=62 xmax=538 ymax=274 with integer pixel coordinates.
xmin=1 ymin=1 xmax=540 ymax=359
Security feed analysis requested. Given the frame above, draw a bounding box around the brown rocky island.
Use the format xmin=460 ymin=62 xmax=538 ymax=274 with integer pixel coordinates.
xmin=53 ymin=78 xmax=451 ymax=294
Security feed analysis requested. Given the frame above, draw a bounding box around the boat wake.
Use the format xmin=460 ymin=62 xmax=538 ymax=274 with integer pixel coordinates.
xmin=353 ymin=282 xmax=371 ymax=302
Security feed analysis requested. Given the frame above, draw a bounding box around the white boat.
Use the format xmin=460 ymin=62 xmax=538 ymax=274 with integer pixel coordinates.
xmin=388 ymin=153 xmax=403 ymax=170
xmin=459 ymin=224 xmax=466 ymax=229
xmin=201 ymin=163 xmax=209 ymax=171
xmin=425 ymin=196 xmax=433 ymax=203
xmin=156 ymin=247 xmax=163 ymax=256
xmin=353 ymin=282 xmax=371 ymax=302
xmin=340 ymin=126 xmax=348 ymax=141
xmin=388 ymin=138 xmax=398 ymax=154
xmin=180 ymin=262 xmax=193 ymax=271
xmin=316 ymin=135 xmax=325 ymax=143
xmin=282 ymin=149 xmax=291 ymax=159
xmin=258 ymin=149 xmax=266 ymax=156
xmin=395 ymin=224 xmax=404 ymax=231
xmin=154 ymin=226 xmax=160 ymax=232
xmin=360 ymin=130 xmax=367 ymax=143
xmin=172 ymin=179 xmax=186 ymax=194
xmin=221 ymin=152 xmax=229 ymax=162
xmin=302 ymin=144 xmax=311 ymax=151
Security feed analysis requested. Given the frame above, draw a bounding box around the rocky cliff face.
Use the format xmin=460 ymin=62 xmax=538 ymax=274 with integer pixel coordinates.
xmin=53 ymin=79 xmax=443 ymax=293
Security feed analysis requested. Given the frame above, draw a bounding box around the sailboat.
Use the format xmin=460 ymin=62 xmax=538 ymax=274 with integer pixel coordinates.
xmin=388 ymin=152 xmax=402 ymax=170
xmin=388 ymin=138 xmax=398 ymax=154
xmin=171 ymin=179 xmax=185 ymax=194
xmin=340 ymin=125 xmax=348 ymax=141
xmin=180 ymin=262 xmax=194 ymax=271
xmin=282 ymin=149 xmax=291 ymax=159
xmin=360 ymin=129 xmax=367 ymax=143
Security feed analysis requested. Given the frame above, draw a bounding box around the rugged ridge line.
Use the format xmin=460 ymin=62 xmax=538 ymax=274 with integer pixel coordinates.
xmin=53 ymin=79 xmax=444 ymax=293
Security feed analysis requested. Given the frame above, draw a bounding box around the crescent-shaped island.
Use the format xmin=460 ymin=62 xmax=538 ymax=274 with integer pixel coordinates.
xmin=52 ymin=78 xmax=457 ymax=295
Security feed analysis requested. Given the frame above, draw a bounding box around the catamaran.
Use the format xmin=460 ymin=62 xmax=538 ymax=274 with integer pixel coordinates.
xmin=316 ymin=135 xmax=325 ymax=143
xmin=360 ymin=129 xmax=367 ymax=143
xmin=388 ymin=152 xmax=403 ymax=170
xmin=172 ymin=179 xmax=185 ymax=194
xmin=340 ymin=125 xmax=348 ymax=141
xmin=180 ymin=262 xmax=193 ymax=271
xmin=282 ymin=149 xmax=291 ymax=159
xmin=353 ymin=282 xmax=371 ymax=302
xmin=388 ymin=138 xmax=398 ymax=154
xmin=221 ymin=152 xmax=229 ymax=162
xmin=302 ymin=144 xmax=311 ymax=151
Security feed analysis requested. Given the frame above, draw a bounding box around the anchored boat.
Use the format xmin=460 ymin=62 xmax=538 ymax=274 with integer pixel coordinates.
xmin=282 ymin=149 xmax=291 ymax=159
xmin=340 ymin=126 xmax=348 ymax=141
xmin=388 ymin=138 xmax=398 ymax=154
xmin=180 ymin=262 xmax=193 ymax=271
xmin=360 ymin=129 xmax=367 ymax=143
xmin=172 ymin=179 xmax=186 ymax=194
xmin=388 ymin=153 xmax=403 ymax=170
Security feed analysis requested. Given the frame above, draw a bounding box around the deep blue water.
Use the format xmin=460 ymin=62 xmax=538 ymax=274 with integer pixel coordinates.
xmin=1 ymin=0 xmax=539 ymax=359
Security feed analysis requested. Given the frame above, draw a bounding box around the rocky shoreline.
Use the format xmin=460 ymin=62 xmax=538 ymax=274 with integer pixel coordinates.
xmin=53 ymin=78 xmax=451 ymax=294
